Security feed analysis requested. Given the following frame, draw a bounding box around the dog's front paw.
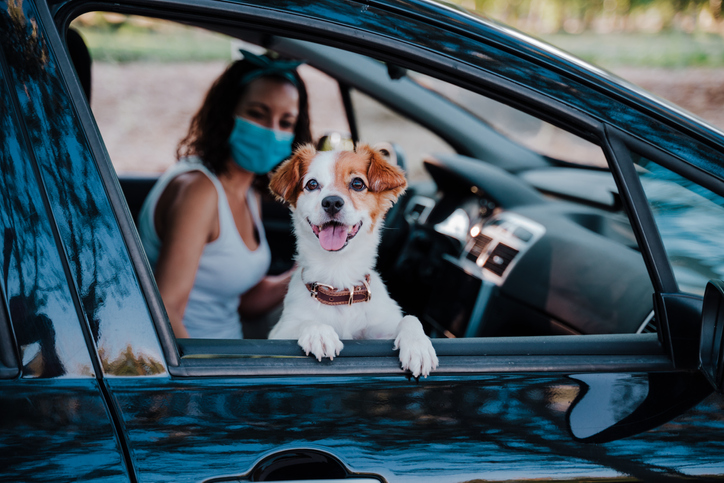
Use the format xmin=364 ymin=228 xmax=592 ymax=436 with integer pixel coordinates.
xmin=394 ymin=315 xmax=439 ymax=378
xmin=298 ymin=324 xmax=344 ymax=361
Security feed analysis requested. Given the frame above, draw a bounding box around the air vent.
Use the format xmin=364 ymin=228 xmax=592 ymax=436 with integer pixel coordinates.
xmin=405 ymin=196 xmax=434 ymax=224
xmin=466 ymin=234 xmax=492 ymax=262
xmin=640 ymin=320 xmax=658 ymax=333
xmin=636 ymin=311 xmax=658 ymax=334
xmin=483 ymin=243 xmax=519 ymax=276
xmin=408 ymin=203 xmax=427 ymax=220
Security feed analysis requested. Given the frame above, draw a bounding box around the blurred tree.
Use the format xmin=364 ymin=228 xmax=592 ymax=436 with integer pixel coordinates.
xmin=453 ymin=0 xmax=724 ymax=34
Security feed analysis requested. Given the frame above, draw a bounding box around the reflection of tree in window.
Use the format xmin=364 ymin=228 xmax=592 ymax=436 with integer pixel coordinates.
xmin=635 ymin=156 xmax=724 ymax=295
xmin=0 ymin=1 xmax=163 ymax=376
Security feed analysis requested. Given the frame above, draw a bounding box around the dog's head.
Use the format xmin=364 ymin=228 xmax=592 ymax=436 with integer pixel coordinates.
xmin=269 ymin=143 xmax=407 ymax=253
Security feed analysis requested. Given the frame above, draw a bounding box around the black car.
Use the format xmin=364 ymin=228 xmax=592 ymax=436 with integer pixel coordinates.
xmin=2 ymin=0 xmax=724 ymax=481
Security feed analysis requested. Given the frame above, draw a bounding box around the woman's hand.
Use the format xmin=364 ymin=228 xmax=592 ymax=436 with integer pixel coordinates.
xmin=238 ymin=265 xmax=295 ymax=319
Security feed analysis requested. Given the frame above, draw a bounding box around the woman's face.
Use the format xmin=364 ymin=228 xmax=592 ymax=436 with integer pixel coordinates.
xmin=234 ymin=76 xmax=300 ymax=133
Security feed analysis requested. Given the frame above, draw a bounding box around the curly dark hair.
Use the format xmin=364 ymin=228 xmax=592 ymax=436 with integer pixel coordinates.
xmin=176 ymin=55 xmax=312 ymax=177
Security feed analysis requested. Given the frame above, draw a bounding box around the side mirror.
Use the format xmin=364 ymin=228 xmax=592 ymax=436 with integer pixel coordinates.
xmin=699 ymin=280 xmax=724 ymax=392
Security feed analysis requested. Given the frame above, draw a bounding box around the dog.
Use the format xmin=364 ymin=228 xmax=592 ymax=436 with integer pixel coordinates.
xmin=267 ymin=143 xmax=438 ymax=377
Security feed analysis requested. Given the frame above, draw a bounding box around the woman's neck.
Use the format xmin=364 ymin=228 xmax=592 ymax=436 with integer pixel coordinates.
xmin=220 ymin=159 xmax=256 ymax=197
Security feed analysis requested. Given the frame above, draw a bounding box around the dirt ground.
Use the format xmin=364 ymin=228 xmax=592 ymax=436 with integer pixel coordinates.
xmin=91 ymin=62 xmax=724 ymax=174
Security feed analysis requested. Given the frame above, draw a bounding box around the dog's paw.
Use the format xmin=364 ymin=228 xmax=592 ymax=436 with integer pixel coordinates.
xmin=394 ymin=315 xmax=439 ymax=378
xmin=298 ymin=324 xmax=344 ymax=361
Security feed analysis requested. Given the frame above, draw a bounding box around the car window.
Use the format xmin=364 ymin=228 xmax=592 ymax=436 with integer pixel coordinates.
xmin=350 ymin=88 xmax=455 ymax=182
xmin=70 ymin=11 xmax=659 ymax=379
xmin=633 ymin=154 xmax=724 ymax=295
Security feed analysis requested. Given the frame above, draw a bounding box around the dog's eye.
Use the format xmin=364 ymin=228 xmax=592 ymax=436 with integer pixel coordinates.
xmin=350 ymin=178 xmax=367 ymax=192
xmin=305 ymin=179 xmax=319 ymax=191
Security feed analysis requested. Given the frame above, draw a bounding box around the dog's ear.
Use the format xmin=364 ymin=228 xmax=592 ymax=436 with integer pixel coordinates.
xmin=269 ymin=144 xmax=316 ymax=207
xmin=359 ymin=143 xmax=407 ymax=198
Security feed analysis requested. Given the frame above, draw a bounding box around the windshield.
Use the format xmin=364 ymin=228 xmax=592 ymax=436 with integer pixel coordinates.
xmin=408 ymin=72 xmax=608 ymax=169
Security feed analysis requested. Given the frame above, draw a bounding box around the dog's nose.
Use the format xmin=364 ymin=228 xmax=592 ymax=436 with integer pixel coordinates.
xmin=322 ymin=195 xmax=344 ymax=215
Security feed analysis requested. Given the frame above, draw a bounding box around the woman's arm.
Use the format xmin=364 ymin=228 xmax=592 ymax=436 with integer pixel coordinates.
xmin=153 ymin=173 xmax=219 ymax=338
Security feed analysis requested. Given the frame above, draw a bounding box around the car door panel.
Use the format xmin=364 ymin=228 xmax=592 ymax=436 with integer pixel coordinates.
xmin=0 ymin=380 xmax=131 ymax=482
xmin=111 ymin=374 xmax=724 ymax=482
xmin=107 ymin=372 xmax=724 ymax=482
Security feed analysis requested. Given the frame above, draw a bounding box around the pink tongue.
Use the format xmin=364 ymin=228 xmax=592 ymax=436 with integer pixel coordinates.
xmin=319 ymin=224 xmax=348 ymax=251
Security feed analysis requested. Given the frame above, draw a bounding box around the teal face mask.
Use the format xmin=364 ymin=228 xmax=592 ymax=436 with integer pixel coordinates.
xmin=228 ymin=117 xmax=295 ymax=174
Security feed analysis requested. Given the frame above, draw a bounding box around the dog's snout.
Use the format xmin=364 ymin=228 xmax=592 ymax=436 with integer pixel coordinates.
xmin=321 ymin=195 xmax=344 ymax=215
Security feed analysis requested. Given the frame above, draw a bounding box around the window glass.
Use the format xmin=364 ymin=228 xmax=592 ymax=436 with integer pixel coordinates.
xmin=350 ymin=89 xmax=455 ymax=182
xmin=634 ymin=155 xmax=724 ymax=295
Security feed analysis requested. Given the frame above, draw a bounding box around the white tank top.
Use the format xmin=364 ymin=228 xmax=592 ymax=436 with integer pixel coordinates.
xmin=138 ymin=157 xmax=271 ymax=338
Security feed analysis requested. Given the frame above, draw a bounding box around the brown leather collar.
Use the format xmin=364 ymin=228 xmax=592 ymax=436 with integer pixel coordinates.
xmin=305 ymin=274 xmax=372 ymax=306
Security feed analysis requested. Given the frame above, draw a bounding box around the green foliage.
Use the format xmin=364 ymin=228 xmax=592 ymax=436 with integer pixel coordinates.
xmin=72 ymin=14 xmax=232 ymax=63
xmin=458 ymin=0 xmax=724 ymax=33
xmin=540 ymin=31 xmax=724 ymax=67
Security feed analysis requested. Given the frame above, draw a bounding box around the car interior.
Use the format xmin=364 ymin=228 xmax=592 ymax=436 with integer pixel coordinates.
xmin=67 ymin=13 xmax=658 ymax=344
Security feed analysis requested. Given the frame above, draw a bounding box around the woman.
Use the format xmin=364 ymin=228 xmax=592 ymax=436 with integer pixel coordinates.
xmin=138 ymin=50 xmax=312 ymax=339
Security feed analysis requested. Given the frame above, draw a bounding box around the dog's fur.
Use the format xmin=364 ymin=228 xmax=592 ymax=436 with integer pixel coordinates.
xmin=268 ymin=144 xmax=438 ymax=377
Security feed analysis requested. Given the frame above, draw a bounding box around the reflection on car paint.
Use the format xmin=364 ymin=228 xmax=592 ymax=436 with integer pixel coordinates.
xmin=109 ymin=372 xmax=721 ymax=481
xmin=0 ymin=380 xmax=129 ymax=481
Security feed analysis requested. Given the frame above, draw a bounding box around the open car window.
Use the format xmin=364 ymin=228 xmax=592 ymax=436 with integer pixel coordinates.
xmin=69 ymin=11 xmax=668 ymax=380
xmin=76 ymin=15 xmax=350 ymax=176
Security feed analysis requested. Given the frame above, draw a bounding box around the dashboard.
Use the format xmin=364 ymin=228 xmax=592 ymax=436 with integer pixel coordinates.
xmin=381 ymin=153 xmax=656 ymax=339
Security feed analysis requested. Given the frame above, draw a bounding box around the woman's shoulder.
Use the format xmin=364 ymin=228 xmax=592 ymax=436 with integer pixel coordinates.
xmin=159 ymin=166 xmax=220 ymax=219
xmin=155 ymin=167 xmax=221 ymax=242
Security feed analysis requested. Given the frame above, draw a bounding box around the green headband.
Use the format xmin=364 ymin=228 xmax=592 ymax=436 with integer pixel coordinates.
xmin=238 ymin=49 xmax=304 ymax=88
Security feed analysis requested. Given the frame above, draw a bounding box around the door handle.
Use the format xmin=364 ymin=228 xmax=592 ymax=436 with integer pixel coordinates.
xmin=204 ymin=449 xmax=385 ymax=482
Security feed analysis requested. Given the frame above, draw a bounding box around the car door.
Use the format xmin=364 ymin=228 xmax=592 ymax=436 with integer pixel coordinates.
xmin=0 ymin=2 xmax=136 ymax=480
xmin=14 ymin=0 xmax=724 ymax=481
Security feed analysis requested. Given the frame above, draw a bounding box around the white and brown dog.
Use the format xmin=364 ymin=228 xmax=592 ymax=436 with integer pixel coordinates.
xmin=268 ymin=143 xmax=438 ymax=377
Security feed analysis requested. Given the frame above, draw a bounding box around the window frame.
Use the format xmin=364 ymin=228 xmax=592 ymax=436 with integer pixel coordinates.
xmin=606 ymin=128 xmax=724 ymax=296
xmin=604 ymin=126 xmax=724 ymax=368
xmin=174 ymin=335 xmax=671 ymax=377
xmin=0 ymin=286 xmax=19 ymax=379
xmin=0 ymin=49 xmax=20 ymax=380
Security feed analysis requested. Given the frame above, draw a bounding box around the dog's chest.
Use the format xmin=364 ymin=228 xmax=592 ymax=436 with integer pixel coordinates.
xmin=301 ymin=297 xmax=377 ymax=339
